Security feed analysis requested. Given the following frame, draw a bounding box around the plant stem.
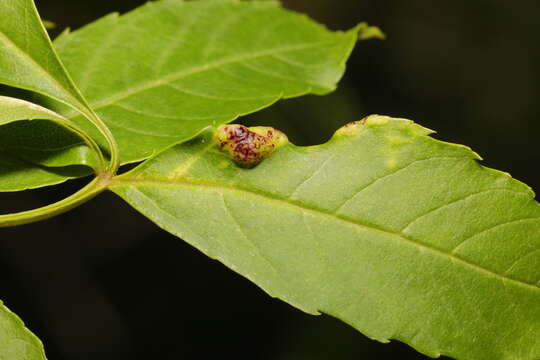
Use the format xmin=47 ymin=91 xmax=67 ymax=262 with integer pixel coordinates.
xmin=0 ymin=176 xmax=107 ymax=227
xmin=63 ymin=120 xmax=107 ymax=173
xmin=90 ymin=109 xmax=120 ymax=175
xmin=0 ymin=110 xmax=118 ymax=228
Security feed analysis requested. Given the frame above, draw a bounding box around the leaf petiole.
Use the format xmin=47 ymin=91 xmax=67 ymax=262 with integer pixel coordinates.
xmin=0 ymin=176 xmax=106 ymax=227
xmin=61 ymin=117 xmax=107 ymax=173
xmin=87 ymin=109 xmax=120 ymax=176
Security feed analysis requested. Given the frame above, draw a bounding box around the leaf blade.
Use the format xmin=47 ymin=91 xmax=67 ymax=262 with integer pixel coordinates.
xmin=0 ymin=153 xmax=91 ymax=192
xmin=0 ymin=96 xmax=95 ymax=192
xmin=0 ymin=300 xmax=47 ymax=359
xmin=52 ymin=0 xmax=371 ymax=164
xmin=111 ymin=116 xmax=540 ymax=360
xmin=0 ymin=0 xmax=91 ymax=118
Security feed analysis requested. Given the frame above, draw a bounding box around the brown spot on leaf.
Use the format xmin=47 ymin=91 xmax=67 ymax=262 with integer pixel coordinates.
xmin=216 ymin=124 xmax=288 ymax=168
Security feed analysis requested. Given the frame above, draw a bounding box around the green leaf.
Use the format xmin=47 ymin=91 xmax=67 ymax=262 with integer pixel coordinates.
xmin=52 ymin=0 xmax=372 ymax=164
xmin=0 ymin=153 xmax=90 ymax=192
xmin=0 ymin=96 xmax=95 ymax=192
xmin=0 ymin=120 xmax=96 ymax=169
xmin=0 ymin=96 xmax=70 ymax=128
xmin=0 ymin=300 xmax=47 ymax=359
xmin=0 ymin=0 xmax=92 ymax=119
xmin=110 ymin=116 xmax=540 ymax=360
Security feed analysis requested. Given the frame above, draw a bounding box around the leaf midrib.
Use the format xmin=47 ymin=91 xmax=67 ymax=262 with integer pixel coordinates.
xmin=63 ymin=38 xmax=344 ymax=119
xmin=110 ymin=177 xmax=540 ymax=292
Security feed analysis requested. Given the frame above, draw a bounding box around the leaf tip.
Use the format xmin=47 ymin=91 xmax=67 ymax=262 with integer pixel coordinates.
xmin=215 ymin=124 xmax=289 ymax=168
xmin=355 ymin=22 xmax=386 ymax=41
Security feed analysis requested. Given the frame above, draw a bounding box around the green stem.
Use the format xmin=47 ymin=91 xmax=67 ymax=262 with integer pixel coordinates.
xmin=0 ymin=176 xmax=107 ymax=227
xmin=89 ymin=109 xmax=120 ymax=174
xmin=63 ymin=121 xmax=107 ymax=173
xmin=71 ymin=106 xmax=120 ymax=176
xmin=0 ymin=110 xmax=117 ymax=228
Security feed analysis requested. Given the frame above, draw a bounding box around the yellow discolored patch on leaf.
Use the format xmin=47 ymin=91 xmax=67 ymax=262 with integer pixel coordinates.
xmin=335 ymin=120 xmax=364 ymax=136
xmin=335 ymin=115 xmax=389 ymax=136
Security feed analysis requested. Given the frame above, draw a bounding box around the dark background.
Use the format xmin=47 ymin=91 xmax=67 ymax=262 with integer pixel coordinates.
xmin=1 ymin=1 xmax=539 ymax=359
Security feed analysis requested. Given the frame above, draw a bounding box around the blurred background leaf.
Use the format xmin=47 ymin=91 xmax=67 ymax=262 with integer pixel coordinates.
xmin=0 ymin=1 xmax=538 ymax=359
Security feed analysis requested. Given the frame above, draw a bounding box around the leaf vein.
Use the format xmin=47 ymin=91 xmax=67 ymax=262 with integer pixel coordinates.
xmin=154 ymin=2 xmax=209 ymax=74
xmin=271 ymin=53 xmax=325 ymax=69
xmin=170 ymin=142 xmax=216 ymax=179
xmin=451 ymin=217 xmax=540 ymax=255
xmin=503 ymin=248 xmax=540 ymax=276
xmin=111 ymin=178 xmax=540 ymax=291
xmin=104 ymin=111 xmax=181 ymax=138
xmin=240 ymin=60 xmax=306 ymax=84
xmin=127 ymin=186 xmax=217 ymax=255
xmin=166 ymin=82 xmax=276 ymax=102
xmin=64 ymin=39 xmax=338 ymax=118
xmin=401 ymin=188 xmax=528 ymax=233
xmin=113 ymin=102 xmax=219 ymax=122
xmin=289 ymin=151 xmax=340 ymax=199
xmin=201 ymin=5 xmax=259 ymax=61
xmin=333 ymin=156 xmax=466 ymax=214
xmin=220 ymin=193 xmax=280 ymax=275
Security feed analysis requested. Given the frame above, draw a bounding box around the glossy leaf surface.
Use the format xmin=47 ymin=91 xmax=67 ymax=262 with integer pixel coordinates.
xmin=0 ymin=96 xmax=94 ymax=192
xmin=0 ymin=0 xmax=91 ymax=118
xmin=111 ymin=116 xmax=540 ymax=360
xmin=53 ymin=0 xmax=370 ymax=164
xmin=0 ymin=300 xmax=46 ymax=359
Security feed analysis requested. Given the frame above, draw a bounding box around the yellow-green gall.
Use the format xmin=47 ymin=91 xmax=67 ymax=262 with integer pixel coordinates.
xmin=216 ymin=124 xmax=288 ymax=168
